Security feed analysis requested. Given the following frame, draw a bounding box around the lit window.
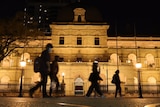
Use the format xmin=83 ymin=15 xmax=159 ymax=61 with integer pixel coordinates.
xmin=76 ymin=58 xmax=82 ymax=62
xmin=30 ymin=17 xmax=33 ymax=20
xmin=59 ymin=57 xmax=64 ymax=62
xmin=59 ymin=37 xmax=64 ymax=45
xmin=95 ymin=37 xmax=99 ymax=45
xmin=24 ymin=8 xmax=26 ymax=12
xmin=44 ymin=10 xmax=47 ymax=12
xmin=77 ymin=37 xmax=82 ymax=45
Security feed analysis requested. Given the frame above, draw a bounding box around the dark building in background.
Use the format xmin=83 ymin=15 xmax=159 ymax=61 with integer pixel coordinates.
xmin=24 ymin=0 xmax=84 ymax=36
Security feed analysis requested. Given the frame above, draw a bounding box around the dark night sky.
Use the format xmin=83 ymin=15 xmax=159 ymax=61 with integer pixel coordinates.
xmin=92 ymin=0 xmax=160 ymax=36
xmin=0 ymin=0 xmax=160 ymax=36
xmin=0 ymin=0 xmax=25 ymax=18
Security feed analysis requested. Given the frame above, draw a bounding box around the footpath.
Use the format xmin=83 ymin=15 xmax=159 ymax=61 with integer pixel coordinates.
xmin=0 ymin=94 xmax=160 ymax=107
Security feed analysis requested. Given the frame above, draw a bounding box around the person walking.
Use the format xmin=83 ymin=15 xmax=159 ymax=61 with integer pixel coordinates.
xmin=113 ymin=69 xmax=122 ymax=98
xmin=49 ymin=55 xmax=60 ymax=96
xmin=29 ymin=43 xmax=53 ymax=98
xmin=86 ymin=61 xmax=104 ymax=98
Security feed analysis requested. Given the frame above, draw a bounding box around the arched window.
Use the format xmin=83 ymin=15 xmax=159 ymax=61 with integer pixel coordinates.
xmin=110 ymin=53 xmax=120 ymax=65
xmin=145 ymin=54 xmax=155 ymax=68
xmin=78 ymin=15 xmax=81 ymax=22
xmin=128 ymin=53 xmax=137 ymax=65
xmin=2 ymin=56 xmax=11 ymax=67
xmin=73 ymin=8 xmax=86 ymax=22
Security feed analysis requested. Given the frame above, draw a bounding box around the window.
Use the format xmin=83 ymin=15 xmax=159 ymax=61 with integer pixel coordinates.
xmin=95 ymin=37 xmax=99 ymax=45
xmin=73 ymin=8 xmax=86 ymax=22
xmin=59 ymin=57 xmax=64 ymax=62
xmin=78 ymin=15 xmax=81 ymax=22
xmin=76 ymin=58 xmax=82 ymax=62
xmin=77 ymin=37 xmax=82 ymax=45
xmin=59 ymin=37 xmax=64 ymax=45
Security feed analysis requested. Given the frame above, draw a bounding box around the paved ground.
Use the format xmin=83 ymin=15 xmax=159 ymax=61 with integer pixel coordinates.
xmin=0 ymin=96 xmax=160 ymax=107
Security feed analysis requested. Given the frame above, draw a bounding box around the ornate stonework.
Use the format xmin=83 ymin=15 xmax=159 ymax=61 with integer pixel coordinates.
xmin=73 ymin=8 xmax=86 ymax=22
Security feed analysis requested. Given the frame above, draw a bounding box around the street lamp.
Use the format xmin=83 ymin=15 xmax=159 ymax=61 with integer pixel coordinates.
xmin=62 ymin=72 xmax=65 ymax=84
xmin=106 ymin=65 xmax=108 ymax=93
xmin=61 ymin=72 xmax=65 ymax=96
xmin=135 ymin=62 xmax=143 ymax=98
xmin=18 ymin=60 xmax=26 ymax=97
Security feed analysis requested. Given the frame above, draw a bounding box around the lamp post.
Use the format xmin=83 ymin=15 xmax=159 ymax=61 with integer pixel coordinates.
xmin=106 ymin=65 xmax=108 ymax=93
xmin=18 ymin=60 xmax=26 ymax=97
xmin=61 ymin=72 xmax=65 ymax=96
xmin=62 ymin=72 xmax=65 ymax=84
xmin=135 ymin=62 xmax=143 ymax=98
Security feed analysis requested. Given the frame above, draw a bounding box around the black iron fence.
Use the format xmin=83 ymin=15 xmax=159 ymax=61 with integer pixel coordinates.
xmin=0 ymin=83 xmax=65 ymax=97
xmin=100 ymin=84 xmax=160 ymax=95
xmin=0 ymin=84 xmax=160 ymax=96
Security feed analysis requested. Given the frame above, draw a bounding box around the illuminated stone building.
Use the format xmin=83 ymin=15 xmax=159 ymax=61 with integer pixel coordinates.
xmin=0 ymin=1 xmax=160 ymax=96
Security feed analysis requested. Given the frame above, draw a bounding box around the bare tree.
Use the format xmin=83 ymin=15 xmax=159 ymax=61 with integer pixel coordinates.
xmin=0 ymin=12 xmax=44 ymax=61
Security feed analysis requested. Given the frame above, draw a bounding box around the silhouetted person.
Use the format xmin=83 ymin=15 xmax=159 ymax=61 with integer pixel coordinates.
xmin=29 ymin=43 xmax=53 ymax=98
xmin=114 ymin=70 xmax=122 ymax=98
xmin=49 ymin=55 xmax=60 ymax=96
xmin=86 ymin=61 xmax=104 ymax=97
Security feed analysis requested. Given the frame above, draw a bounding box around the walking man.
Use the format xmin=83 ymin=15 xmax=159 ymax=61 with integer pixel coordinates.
xmin=29 ymin=43 xmax=53 ymax=98
xmin=114 ymin=70 xmax=122 ymax=98
xmin=86 ymin=61 xmax=104 ymax=98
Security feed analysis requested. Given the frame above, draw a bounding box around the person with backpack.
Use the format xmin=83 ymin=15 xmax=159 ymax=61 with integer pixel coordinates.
xmin=29 ymin=43 xmax=53 ymax=98
xmin=86 ymin=61 xmax=104 ymax=98
xmin=113 ymin=70 xmax=122 ymax=98
xmin=49 ymin=55 xmax=60 ymax=96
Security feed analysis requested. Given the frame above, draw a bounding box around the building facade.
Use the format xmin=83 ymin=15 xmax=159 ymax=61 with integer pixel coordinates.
xmin=0 ymin=1 xmax=160 ymax=96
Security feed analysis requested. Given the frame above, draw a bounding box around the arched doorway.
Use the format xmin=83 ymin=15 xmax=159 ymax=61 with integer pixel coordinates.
xmin=148 ymin=77 xmax=157 ymax=93
xmin=74 ymin=77 xmax=84 ymax=96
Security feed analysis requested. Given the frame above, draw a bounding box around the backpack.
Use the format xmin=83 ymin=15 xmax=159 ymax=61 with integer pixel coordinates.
xmin=111 ymin=74 xmax=116 ymax=84
xmin=33 ymin=56 xmax=41 ymax=73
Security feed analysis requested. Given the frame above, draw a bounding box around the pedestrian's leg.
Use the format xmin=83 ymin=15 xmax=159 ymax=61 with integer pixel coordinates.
xmin=49 ymin=87 xmax=52 ymax=96
xmin=29 ymin=82 xmax=42 ymax=98
xmin=95 ymin=85 xmax=103 ymax=96
xmin=115 ymin=85 xmax=118 ymax=98
xmin=86 ymin=83 xmax=94 ymax=97
xmin=42 ymin=74 xmax=49 ymax=97
xmin=55 ymin=77 xmax=59 ymax=93
xmin=49 ymin=74 xmax=53 ymax=97
xmin=95 ymin=83 xmax=103 ymax=96
xmin=119 ymin=86 xmax=122 ymax=97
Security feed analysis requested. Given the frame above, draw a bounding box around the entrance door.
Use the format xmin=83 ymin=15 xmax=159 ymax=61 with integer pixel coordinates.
xmin=74 ymin=77 xmax=84 ymax=96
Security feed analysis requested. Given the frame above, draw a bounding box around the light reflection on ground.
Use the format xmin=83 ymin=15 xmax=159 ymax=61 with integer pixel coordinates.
xmin=144 ymin=103 xmax=160 ymax=107
xmin=58 ymin=102 xmax=91 ymax=107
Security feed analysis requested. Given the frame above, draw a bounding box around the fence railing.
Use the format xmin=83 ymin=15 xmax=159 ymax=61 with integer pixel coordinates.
xmin=100 ymin=84 xmax=160 ymax=95
xmin=0 ymin=84 xmax=160 ymax=96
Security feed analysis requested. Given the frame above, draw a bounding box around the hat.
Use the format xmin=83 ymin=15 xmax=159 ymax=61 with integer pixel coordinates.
xmin=93 ymin=60 xmax=98 ymax=64
xmin=46 ymin=43 xmax=53 ymax=48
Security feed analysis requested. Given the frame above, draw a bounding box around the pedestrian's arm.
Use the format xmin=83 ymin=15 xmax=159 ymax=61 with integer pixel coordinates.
xmin=46 ymin=61 xmax=50 ymax=73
